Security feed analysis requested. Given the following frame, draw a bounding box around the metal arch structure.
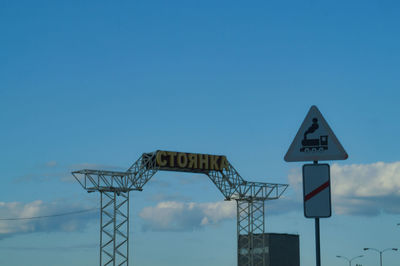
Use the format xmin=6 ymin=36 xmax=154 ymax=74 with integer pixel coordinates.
xmin=72 ymin=150 xmax=288 ymax=266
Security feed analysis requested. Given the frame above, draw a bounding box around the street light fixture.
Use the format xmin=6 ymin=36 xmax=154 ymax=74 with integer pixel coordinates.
xmin=363 ymin=248 xmax=398 ymax=266
xmin=336 ymin=255 xmax=363 ymax=266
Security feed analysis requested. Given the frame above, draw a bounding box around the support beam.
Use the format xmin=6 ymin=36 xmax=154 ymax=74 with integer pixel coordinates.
xmin=100 ymin=191 xmax=129 ymax=266
xmin=237 ymin=200 xmax=266 ymax=266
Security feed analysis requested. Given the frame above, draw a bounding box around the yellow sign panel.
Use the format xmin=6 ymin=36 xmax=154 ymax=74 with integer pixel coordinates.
xmin=154 ymin=150 xmax=229 ymax=172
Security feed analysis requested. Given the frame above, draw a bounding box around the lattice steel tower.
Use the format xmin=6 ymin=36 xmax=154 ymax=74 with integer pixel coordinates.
xmin=72 ymin=150 xmax=288 ymax=266
xmin=73 ymin=170 xmax=136 ymax=266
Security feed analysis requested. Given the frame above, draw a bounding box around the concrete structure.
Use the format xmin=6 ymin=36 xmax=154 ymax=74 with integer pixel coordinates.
xmin=238 ymin=233 xmax=300 ymax=266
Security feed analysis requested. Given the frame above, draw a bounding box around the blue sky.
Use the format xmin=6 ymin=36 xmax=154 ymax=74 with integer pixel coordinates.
xmin=1 ymin=0 xmax=400 ymax=265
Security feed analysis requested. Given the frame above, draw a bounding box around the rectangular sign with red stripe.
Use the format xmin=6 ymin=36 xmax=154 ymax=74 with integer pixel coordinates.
xmin=302 ymin=164 xmax=331 ymax=218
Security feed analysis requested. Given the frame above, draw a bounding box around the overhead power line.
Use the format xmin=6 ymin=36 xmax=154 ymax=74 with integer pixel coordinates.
xmin=0 ymin=208 xmax=98 ymax=221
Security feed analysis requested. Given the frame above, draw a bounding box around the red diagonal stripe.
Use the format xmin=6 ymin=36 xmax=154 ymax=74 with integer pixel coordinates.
xmin=305 ymin=181 xmax=330 ymax=202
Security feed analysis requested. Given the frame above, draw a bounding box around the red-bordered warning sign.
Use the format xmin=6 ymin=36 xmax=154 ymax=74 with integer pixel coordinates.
xmin=285 ymin=105 xmax=348 ymax=162
xmin=302 ymin=164 xmax=331 ymax=218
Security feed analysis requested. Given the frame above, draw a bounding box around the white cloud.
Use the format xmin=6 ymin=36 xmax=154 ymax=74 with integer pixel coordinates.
xmin=139 ymin=201 xmax=236 ymax=231
xmin=146 ymin=193 xmax=191 ymax=202
xmin=0 ymin=200 xmax=97 ymax=239
xmin=331 ymin=162 xmax=400 ymax=197
xmin=288 ymin=161 xmax=400 ymax=216
xmin=45 ymin=161 xmax=57 ymax=167
xmin=288 ymin=168 xmax=303 ymax=194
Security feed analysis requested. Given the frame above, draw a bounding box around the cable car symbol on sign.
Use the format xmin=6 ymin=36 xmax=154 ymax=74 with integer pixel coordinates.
xmin=300 ymin=118 xmax=328 ymax=153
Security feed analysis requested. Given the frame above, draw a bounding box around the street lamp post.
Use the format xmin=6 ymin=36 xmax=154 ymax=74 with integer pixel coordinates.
xmin=336 ymin=255 xmax=363 ymax=266
xmin=363 ymin=248 xmax=398 ymax=266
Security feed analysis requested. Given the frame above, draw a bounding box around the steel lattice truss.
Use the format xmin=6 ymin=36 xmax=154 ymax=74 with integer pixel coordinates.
xmin=72 ymin=169 xmax=137 ymax=193
xmin=100 ymin=191 xmax=129 ymax=266
xmin=237 ymin=200 xmax=266 ymax=266
xmin=72 ymin=151 xmax=288 ymax=266
xmin=125 ymin=151 xmax=288 ymax=200
xmin=73 ymin=152 xmax=288 ymax=200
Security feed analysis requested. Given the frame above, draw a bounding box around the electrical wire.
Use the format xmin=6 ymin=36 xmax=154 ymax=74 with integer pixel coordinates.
xmin=0 ymin=208 xmax=98 ymax=221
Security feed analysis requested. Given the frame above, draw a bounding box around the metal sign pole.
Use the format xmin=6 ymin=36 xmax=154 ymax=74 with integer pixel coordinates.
xmin=313 ymin=160 xmax=321 ymax=266
xmin=315 ymin=217 xmax=321 ymax=266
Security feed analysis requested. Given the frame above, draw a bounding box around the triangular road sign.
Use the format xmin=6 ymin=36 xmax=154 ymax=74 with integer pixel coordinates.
xmin=284 ymin=105 xmax=348 ymax=162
